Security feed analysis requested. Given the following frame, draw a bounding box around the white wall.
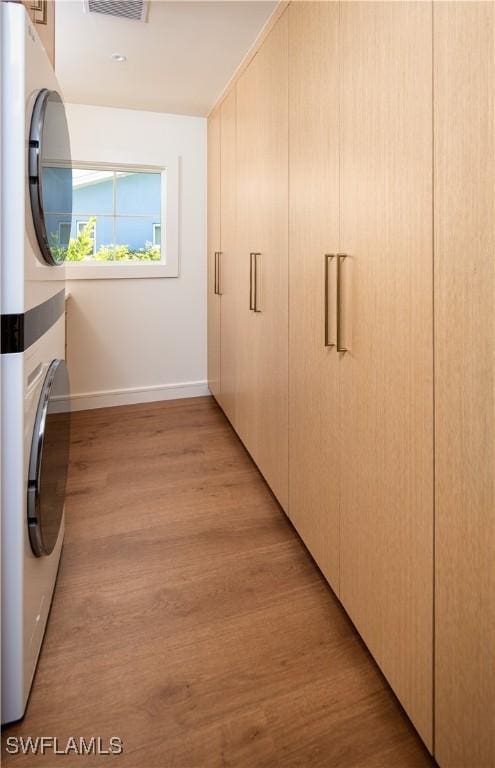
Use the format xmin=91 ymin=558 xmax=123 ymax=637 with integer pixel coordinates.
xmin=65 ymin=104 xmax=208 ymax=410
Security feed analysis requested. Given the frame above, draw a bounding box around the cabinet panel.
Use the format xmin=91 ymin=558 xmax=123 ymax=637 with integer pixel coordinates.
xmin=236 ymin=11 xmax=289 ymax=510
xmin=207 ymin=108 xmax=221 ymax=400
xmin=339 ymin=1 xmax=434 ymax=748
xmin=434 ymin=3 xmax=495 ymax=766
xmin=22 ymin=0 xmax=55 ymax=66
xmin=288 ymin=1 xmax=340 ymax=590
xmin=36 ymin=0 xmax=55 ymax=67
xmin=218 ymin=89 xmax=237 ymax=424
xmin=235 ymin=43 xmax=260 ymax=453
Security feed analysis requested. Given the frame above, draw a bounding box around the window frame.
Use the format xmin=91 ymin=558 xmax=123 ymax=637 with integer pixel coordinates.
xmin=65 ymin=158 xmax=180 ymax=280
xmin=152 ymin=222 xmax=161 ymax=247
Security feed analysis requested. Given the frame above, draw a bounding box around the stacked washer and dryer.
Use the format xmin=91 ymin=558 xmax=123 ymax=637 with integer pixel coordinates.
xmin=1 ymin=2 xmax=72 ymax=724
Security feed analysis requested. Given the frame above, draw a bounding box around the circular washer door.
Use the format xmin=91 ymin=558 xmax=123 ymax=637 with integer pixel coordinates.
xmin=28 ymin=360 xmax=71 ymax=557
xmin=29 ymin=89 xmax=72 ymax=266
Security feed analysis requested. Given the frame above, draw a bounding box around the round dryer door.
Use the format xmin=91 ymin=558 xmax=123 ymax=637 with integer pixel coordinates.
xmin=29 ymin=89 xmax=72 ymax=266
xmin=28 ymin=360 xmax=71 ymax=557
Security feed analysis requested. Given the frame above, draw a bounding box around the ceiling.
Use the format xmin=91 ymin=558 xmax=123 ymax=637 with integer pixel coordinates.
xmin=55 ymin=0 xmax=277 ymax=117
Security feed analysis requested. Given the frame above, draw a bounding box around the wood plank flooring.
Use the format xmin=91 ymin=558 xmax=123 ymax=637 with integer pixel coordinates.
xmin=2 ymin=397 xmax=435 ymax=767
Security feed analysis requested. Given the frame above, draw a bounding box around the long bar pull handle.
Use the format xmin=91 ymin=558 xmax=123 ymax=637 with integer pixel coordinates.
xmin=217 ymin=251 xmax=222 ymax=296
xmin=253 ymin=252 xmax=261 ymax=312
xmin=249 ymin=253 xmax=255 ymax=310
xmin=325 ymin=254 xmax=336 ymax=347
xmin=214 ymin=252 xmax=218 ymax=295
xmin=336 ymin=253 xmax=348 ymax=353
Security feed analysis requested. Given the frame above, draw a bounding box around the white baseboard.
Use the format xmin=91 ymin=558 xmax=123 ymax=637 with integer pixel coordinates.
xmin=68 ymin=380 xmax=210 ymax=412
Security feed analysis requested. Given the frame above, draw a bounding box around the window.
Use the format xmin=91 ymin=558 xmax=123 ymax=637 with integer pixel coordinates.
xmin=59 ymin=168 xmax=162 ymax=263
xmin=62 ymin=159 xmax=179 ymax=280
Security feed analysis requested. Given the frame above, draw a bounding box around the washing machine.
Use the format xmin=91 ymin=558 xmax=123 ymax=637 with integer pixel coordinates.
xmin=1 ymin=1 xmax=72 ymax=724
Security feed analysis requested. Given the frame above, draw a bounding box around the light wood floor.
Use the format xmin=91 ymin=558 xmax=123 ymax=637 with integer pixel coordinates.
xmin=2 ymin=397 xmax=435 ymax=767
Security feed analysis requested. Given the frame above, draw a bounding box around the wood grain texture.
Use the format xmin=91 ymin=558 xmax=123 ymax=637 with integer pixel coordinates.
xmin=235 ymin=11 xmax=289 ymax=511
xmin=1 ymin=399 xmax=434 ymax=768
xmin=219 ymin=88 xmax=238 ymax=424
xmin=35 ymin=0 xmax=54 ymax=67
xmin=339 ymin=1 xmax=434 ymax=749
xmin=207 ymin=108 xmax=222 ymax=400
xmin=288 ymin=1 xmax=341 ymax=593
xmin=19 ymin=0 xmax=55 ymax=66
xmin=207 ymin=1 xmax=290 ymax=118
xmin=234 ymin=38 xmax=260 ymax=458
xmin=433 ymin=3 xmax=495 ymax=766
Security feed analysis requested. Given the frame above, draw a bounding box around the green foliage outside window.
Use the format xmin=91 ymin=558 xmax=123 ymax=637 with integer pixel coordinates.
xmin=50 ymin=216 xmax=161 ymax=262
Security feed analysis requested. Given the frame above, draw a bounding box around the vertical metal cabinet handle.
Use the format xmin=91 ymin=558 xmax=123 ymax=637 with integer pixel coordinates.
xmin=249 ymin=253 xmax=262 ymax=312
xmin=214 ymin=252 xmax=218 ymax=295
xmin=336 ymin=253 xmax=348 ymax=353
xmin=325 ymin=254 xmax=336 ymax=347
xmin=253 ymin=253 xmax=261 ymax=312
xmin=249 ymin=253 xmax=255 ymax=310
xmin=217 ymin=251 xmax=222 ymax=296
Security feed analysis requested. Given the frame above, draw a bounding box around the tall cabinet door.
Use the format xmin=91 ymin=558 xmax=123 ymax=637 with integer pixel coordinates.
xmin=434 ymin=3 xmax=495 ymax=766
xmin=236 ymin=12 xmax=289 ymax=510
xmin=339 ymin=2 xmax=434 ymax=749
xmin=207 ymin=108 xmax=221 ymax=399
xmin=218 ymin=89 xmax=238 ymax=424
xmin=236 ymin=39 xmax=262 ymax=456
xmin=288 ymin=1 xmax=340 ymax=590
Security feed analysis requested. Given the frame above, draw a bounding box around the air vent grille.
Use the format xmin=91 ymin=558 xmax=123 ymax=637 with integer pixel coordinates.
xmin=84 ymin=0 xmax=149 ymax=23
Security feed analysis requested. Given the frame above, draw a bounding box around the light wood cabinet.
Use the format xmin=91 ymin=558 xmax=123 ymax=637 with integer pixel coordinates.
xmin=236 ymin=12 xmax=289 ymax=510
xmin=207 ymin=2 xmax=494 ymax=762
xmin=434 ymin=3 xmax=495 ymax=766
xmin=288 ymin=1 xmax=340 ymax=591
xmin=218 ymin=89 xmax=238 ymax=424
xmin=235 ymin=41 xmax=262 ymax=457
xmin=339 ymin=1 xmax=434 ymax=749
xmin=21 ymin=0 xmax=55 ymax=66
xmin=207 ymin=108 xmax=221 ymax=400
xmin=208 ymin=91 xmax=239 ymax=418
xmin=288 ymin=1 xmax=434 ymax=747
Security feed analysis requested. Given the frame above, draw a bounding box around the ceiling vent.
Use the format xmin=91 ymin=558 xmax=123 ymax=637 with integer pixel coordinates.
xmin=83 ymin=0 xmax=149 ymax=23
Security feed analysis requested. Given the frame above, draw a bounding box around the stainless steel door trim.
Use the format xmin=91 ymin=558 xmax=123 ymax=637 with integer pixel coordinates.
xmin=27 ymin=359 xmax=70 ymax=557
xmin=29 ymin=89 xmax=72 ymax=266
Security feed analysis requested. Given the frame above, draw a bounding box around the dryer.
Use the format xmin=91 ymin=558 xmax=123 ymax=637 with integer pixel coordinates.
xmin=1 ymin=1 xmax=72 ymax=724
xmin=2 ymin=319 xmax=70 ymax=725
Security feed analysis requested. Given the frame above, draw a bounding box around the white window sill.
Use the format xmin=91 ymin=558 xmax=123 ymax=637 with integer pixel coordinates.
xmin=65 ymin=262 xmax=178 ymax=280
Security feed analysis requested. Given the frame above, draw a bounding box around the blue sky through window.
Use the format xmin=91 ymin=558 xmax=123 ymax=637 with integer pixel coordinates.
xmin=45 ymin=167 xmax=163 ymax=262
